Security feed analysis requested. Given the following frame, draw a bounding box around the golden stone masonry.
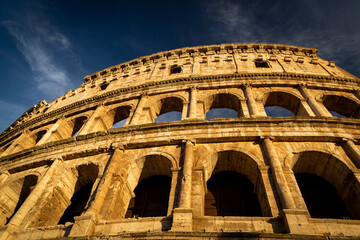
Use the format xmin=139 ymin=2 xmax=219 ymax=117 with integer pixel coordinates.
xmin=0 ymin=43 xmax=360 ymax=239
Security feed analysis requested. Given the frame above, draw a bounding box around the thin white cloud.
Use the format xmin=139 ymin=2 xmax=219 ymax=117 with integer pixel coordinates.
xmin=2 ymin=15 xmax=72 ymax=97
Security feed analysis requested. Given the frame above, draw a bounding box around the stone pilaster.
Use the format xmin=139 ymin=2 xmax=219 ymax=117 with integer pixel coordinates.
xmin=77 ymin=105 xmax=106 ymax=135
xmin=188 ymin=87 xmax=198 ymax=119
xmin=129 ymin=94 xmax=148 ymax=125
xmin=341 ymin=138 xmax=360 ymax=168
xmin=36 ymin=117 xmax=65 ymax=145
xmin=171 ymin=139 xmax=195 ymax=231
xmin=243 ymin=83 xmax=259 ymax=117
xmin=69 ymin=144 xmax=124 ymax=237
xmin=298 ymin=83 xmax=331 ymax=117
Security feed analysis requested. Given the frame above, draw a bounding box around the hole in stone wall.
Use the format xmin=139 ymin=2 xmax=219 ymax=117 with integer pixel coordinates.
xmin=100 ymin=83 xmax=109 ymax=90
xmin=255 ymin=61 xmax=269 ymax=68
xmin=170 ymin=66 xmax=182 ymax=74
xmin=295 ymin=173 xmax=351 ymax=219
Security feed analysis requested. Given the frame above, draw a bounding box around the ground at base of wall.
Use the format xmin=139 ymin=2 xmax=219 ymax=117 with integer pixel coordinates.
xmin=42 ymin=232 xmax=360 ymax=240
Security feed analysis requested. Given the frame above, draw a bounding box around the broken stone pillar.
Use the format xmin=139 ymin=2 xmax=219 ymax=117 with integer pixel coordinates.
xmin=171 ymin=139 xmax=195 ymax=231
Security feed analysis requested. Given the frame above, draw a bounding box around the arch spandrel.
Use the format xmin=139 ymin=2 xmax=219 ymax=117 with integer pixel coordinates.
xmin=195 ymin=145 xmax=264 ymax=182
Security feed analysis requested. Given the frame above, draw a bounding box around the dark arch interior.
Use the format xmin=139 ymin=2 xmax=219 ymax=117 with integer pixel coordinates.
xmin=127 ymin=175 xmax=171 ymax=217
xmin=206 ymin=93 xmax=241 ymax=119
xmin=323 ymin=95 xmax=360 ymax=118
xmin=34 ymin=130 xmax=47 ymax=144
xmin=111 ymin=106 xmax=131 ymax=128
xmin=205 ymin=171 xmax=262 ymax=216
xmin=155 ymin=97 xmax=183 ymax=122
xmin=295 ymin=173 xmax=351 ymax=219
xmin=71 ymin=116 xmax=87 ymax=136
xmin=6 ymin=174 xmax=38 ymax=224
xmin=58 ymin=164 xmax=99 ymax=224
xmin=264 ymin=92 xmax=307 ymax=116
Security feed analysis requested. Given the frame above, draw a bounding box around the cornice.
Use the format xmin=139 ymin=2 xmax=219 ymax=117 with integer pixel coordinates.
xmin=1 ymin=117 xmax=360 ymax=167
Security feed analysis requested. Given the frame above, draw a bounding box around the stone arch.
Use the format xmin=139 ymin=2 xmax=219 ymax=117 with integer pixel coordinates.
xmin=203 ymin=93 xmax=243 ymax=119
xmin=198 ymin=149 xmax=271 ymax=217
xmin=284 ymin=147 xmax=353 ymax=170
xmin=261 ymin=90 xmax=308 ymax=116
xmin=28 ymin=163 xmax=100 ymax=227
xmin=123 ymin=153 xmax=174 ymax=218
xmin=291 ymin=150 xmax=360 ymax=219
xmin=196 ymin=146 xmax=263 ymax=181
xmin=322 ymin=95 xmax=360 ymax=118
xmin=150 ymin=96 xmax=184 ymax=123
xmin=0 ymin=173 xmax=39 ymax=226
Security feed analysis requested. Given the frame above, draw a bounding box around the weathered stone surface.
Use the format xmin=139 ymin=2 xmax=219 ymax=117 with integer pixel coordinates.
xmin=0 ymin=43 xmax=360 ymax=239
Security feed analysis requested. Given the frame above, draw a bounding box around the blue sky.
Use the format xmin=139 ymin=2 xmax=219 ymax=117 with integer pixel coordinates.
xmin=1 ymin=0 xmax=360 ymax=132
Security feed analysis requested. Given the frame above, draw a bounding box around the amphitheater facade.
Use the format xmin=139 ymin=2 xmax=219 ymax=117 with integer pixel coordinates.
xmin=1 ymin=43 xmax=360 ymax=239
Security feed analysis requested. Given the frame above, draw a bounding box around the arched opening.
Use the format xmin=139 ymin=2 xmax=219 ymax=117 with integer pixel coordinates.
xmin=264 ymin=92 xmax=307 ymax=117
xmin=204 ymin=151 xmax=269 ymax=217
xmin=127 ymin=175 xmax=171 ymax=217
xmin=295 ymin=173 xmax=351 ymax=219
xmin=205 ymin=171 xmax=262 ymax=216
xmin=323 ymin=95 xmax=360 ymax=118
xmin=34 ymin=130 xmax=47 ymax=144
xmin=58 ymin=164 xmax=99 ymax=224
xmin=292 ymin=151 xmax=360 ymax=219
xmin=125 ymin=155 xmax=173 ymax=218
xmin=71 ymin=116 xmax=87 ymax=136
xmin=110 ymin=106 xmax=131 ymax=128
xmin=0 ymin=174 xmax=38 ymax=226
xmin=154 ymin=97 xmax=183 ymax=123
xmin=205 ymin=93 xmax=242 ymax=120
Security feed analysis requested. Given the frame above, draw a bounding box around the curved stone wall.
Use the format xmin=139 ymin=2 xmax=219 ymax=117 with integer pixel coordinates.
xmin=0 ymin=43 xmax=360 ymax=239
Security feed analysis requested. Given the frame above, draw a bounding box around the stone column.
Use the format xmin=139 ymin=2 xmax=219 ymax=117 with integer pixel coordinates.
xmin=243 ymin=83 xmax=259 ymax=117
xmin=298 ymin=84 xmax=331 ymax=117
xmin=181 ymin=101 xmax=189 ymax=120
xmin=171 ymin=139 xmax=195 ymax=231
xmin=188 ymin=87 xmax=197 ymax=119
xmin=69 ymin=145 xmax=123 ymax=237
xmin=129 ymin=94 xmax=148 ymax=125
xmin=0 ymin=158 xmax=63 ymax=240
xmin=260 ymin=136 xmax=313 ymax=234
xmin=77 ymin=105 xmax=106 ymax=135
xmin=341 ymin=138 xmax=360 ymax=168
xmin=261 ymin=136 xmax=295 ymax=210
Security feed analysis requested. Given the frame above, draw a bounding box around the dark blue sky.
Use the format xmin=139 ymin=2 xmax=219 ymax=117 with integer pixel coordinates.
xmin=1 ymin=0 xmax=360 ymax=132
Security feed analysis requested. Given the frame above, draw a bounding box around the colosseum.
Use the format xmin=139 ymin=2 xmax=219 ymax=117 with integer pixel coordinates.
xmin=0 ymin=43 xmax=360 ymax=240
